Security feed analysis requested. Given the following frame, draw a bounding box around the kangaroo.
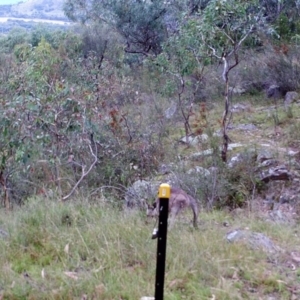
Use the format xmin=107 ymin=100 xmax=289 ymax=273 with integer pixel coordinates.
xmin=146 ymin=187 xmax=199 ymax=228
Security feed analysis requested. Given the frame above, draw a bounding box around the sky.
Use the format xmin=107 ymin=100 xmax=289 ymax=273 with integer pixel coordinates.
xmin=0 ymin=0 xmax=26 ymax=5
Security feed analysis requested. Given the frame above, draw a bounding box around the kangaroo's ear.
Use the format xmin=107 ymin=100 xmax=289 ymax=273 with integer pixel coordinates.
xmin=145 ymin=202 xmax=156 ymax=210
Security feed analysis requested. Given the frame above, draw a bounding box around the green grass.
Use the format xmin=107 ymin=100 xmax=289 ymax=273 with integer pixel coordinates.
xmin=0 ymin=197 xmax=298 ymax=299
xmin=0 ymin=97 xmax=297 ymax=299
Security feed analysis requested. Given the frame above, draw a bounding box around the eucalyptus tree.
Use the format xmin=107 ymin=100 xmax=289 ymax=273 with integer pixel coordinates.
xmin=152 ymin=14 xmax=207 ymax=143
xmin=260 ymin=0 xmax=300 ymax=21
xmin=152 ymin=0 xmax=265 ymax=152
xmin=198 ymin=0 xmax=264 ymax=161
xmin=0 ymin=27 xmax=29 ymax=53
xmin=149 ymin=0 xmax=269 ymax=210
xmin=184 ymin=0 xmax=266 ymax=162
xmin=64 ymin=0 xmax=169 ymax=56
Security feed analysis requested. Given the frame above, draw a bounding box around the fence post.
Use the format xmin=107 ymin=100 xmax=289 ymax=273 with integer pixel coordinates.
xmin=154 ymin=183 xmax=170 ymax=300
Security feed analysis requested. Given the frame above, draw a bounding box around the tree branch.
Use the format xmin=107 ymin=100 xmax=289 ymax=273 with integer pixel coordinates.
xmin=62 ymin=143 xmax=97 ymax=201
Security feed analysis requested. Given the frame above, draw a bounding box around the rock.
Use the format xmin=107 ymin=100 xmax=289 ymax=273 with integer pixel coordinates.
xmin=235 ymin=124 xmax=258 ymax=131
xmin=187 ymin=166 xmax=210 ymax=177
xmin=260 ymin=166 xmax=293 ymax=183
xmin=191 ymin=143 xmax=244 ymax=161
xmin=267 ymin=209 xmax=293 ymax=224
xmin=259 ymin=159 xmax=278 ymax=167
xmin=226 ymin=229 xmax=281 ymax=253
xmin=228 ymin=149 xmax=256 ymax=168
xmin=179 ymin=134 xmax=209 ymax=145
xmin=0 ymin=228 xmax=8 ymax=239
xmin=157 ymin=164 xmax=173 ymax=175
xmin=266 ymin=84 xmax=284 ymax=99
xmin=231 ymin=104 xmax=248 ymax=112
xmin=284 ymin=91 xmax=299 ymax=108
xmin=227 ymin=143 xmax=243 ymax=150
xmin=257 ymin=149 xmax=274 ymax=163
xmin=124 ymin=180 xmax=159 ymax=208
xmin=229 ymin=86 xmax=246 ymax=95
xmin=228 ymin=154 xmax=242 ymax=168
xmin=164 ymin=102 xmax=177 ymax=119
xmin=287 ymin=149 xmax=300 ymax=157
xmin=190 ymin=149 xmax=214 ymax=160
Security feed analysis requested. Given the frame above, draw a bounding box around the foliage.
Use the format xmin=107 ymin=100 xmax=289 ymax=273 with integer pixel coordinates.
xmin=0 ymin=0 xmax=297 ymax=210
xmin=267 ymin=45 xmax=300 ymax=91
xmin=64 ymin=0 xmax=168 ymax=55
xmin=0 ymin=27 xmax=29 ymax=53
xmin=0 ymin=21 xmax=171 ymax=206
xmin=30 ymin=24 xmax=68 ymax=48
xmin=0 ymin=198 xmax=297 ymax=299
xmin=198 ymin=0 xmax=263 ymax=56
xmin=1 ymin=5 xmax=300 ymax=298
xmin=1 ymin=2 xmax=300 ymax=297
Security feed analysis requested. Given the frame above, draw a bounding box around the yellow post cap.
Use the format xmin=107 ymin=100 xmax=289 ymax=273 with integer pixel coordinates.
xmin=158 ymin=183 xmax=171 ymax=199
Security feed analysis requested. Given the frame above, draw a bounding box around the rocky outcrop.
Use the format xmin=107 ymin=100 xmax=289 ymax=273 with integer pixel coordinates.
xmin=284 ymin=91 xmax=299 ymax=109
xmin=266 ymin=84 xmax=284 ymax=99
xmin=260 ymin=165 xmax=293 ymax=183
xmin=124 ymin=180 xmax=159 ymax=208
xmin=226 ymin=229 xmax=282 ymax=253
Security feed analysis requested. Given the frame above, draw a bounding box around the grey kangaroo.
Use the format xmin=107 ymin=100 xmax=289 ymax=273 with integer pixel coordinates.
xmin=146 ymin=187 xmax=199 ymax=228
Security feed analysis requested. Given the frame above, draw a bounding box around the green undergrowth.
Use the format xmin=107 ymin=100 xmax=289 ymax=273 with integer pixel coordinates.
xmin=0 ymin=197 xmax=298 ymax=299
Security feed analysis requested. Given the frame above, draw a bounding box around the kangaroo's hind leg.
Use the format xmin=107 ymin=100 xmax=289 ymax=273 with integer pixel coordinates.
xmin=168 ymin=204 xmax=181 ymax=228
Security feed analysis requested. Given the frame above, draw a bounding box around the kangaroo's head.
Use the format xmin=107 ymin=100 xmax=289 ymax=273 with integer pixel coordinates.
xmin=146 ymin=201 xmax=158 ymax=218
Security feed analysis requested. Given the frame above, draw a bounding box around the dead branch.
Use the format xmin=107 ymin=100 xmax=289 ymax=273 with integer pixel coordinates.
xmin=62 ymin=143 xmax=97 ymax=201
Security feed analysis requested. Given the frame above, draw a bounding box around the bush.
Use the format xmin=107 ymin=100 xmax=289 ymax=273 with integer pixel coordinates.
xmin=239 ymin=45 xmax=300 ymax=96
xmin=265 ymin=45 xmax=300 ymax=93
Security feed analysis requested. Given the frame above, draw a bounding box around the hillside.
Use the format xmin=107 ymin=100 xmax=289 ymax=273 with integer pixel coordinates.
xmin=0 ymin=1 xmax=300 ymax=298
xmin=1 ymin=0 xmax=24 ymax=4
xmin=0 ymin=0 xmax=66 ymax=20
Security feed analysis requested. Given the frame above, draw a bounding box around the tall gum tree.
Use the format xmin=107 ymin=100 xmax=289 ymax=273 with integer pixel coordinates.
xmin=151 ymin=0 xmax=266 ymax=156
xmin=197 ymin=0 xmax=264 ymax=162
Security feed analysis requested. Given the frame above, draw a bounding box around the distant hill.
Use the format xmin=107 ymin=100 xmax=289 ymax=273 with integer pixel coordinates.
xmin=0 ymin=0 xmax=67 ymax=20
xmin=1 ymin=1 xmax=25 ymax=4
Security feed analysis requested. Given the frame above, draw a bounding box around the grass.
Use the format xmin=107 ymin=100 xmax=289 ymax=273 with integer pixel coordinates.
xmin=0 ymin=96 xmax=299 ymax=299
xmin=0 ymin=197 xmax=299 ymax=299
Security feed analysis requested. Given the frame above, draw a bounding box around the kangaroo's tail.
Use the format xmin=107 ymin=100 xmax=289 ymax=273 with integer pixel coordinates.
xmin=188 ymin=196 xmax=199 ymax=228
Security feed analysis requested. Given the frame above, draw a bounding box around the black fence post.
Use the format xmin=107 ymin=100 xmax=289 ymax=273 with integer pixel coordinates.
xmin=154 ymin=184 xmax=170 ymax=300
